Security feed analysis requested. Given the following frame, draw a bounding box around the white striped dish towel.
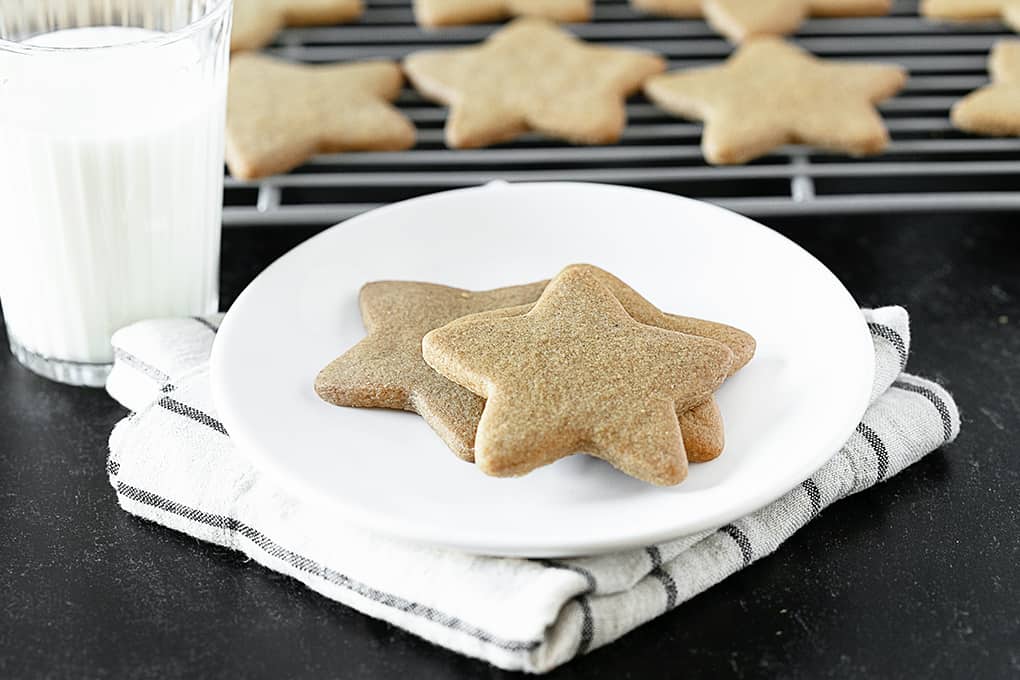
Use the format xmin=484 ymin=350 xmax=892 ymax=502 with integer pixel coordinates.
xmin=105 ymin=306 xmax=958 ymax=674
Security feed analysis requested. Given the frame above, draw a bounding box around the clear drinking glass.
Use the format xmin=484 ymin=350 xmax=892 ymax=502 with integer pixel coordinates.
xmin=0 ymin=0 xmax=232 ymax=386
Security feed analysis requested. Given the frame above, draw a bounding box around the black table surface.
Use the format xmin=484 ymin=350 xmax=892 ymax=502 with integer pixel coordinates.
xmin=2 ymin=212 xmax=1018 ymax=679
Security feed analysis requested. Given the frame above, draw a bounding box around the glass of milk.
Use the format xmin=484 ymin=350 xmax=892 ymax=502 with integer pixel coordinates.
xmin=0 ymin=0 xmax=232 ymax=386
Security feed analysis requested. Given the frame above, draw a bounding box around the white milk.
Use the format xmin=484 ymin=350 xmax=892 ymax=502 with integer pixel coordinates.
xmin=0 ymin=27 xmax=225 ymax=378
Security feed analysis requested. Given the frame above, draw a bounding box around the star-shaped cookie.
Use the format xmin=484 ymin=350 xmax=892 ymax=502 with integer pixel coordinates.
xmin=403 ymin=18 xmax=666 ymax=148
xmin=952 ymin=41 xmax=1020 ymax=136
xmin=422 ymin=267 xmax=735 ymax=485
xmin=921 ymin=0 xmax=1020 ymax=33
xmin=644 ymin=37 xmax=907 ymax=164
xmin=480 ymin=264 xmax=755 ymax=462
xmin=315 ymin=280 xmax=550 ymax=461
xmin=226 ymin=54 xmax=416 ymax=180
xmin=703 ymin=0 xmax=891 ymax=43
xmin=232 ymin=0 xmax=364 ymax=53
xmin=630 ymin=0 xmax=889 ymax=39
xmin=414 ymin=0 xmax=592 ymax=28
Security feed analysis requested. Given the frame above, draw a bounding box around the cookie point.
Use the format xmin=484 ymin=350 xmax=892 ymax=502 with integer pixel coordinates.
xmin=312 ymin=367 xmax=342 ymax=404
xmin=651 ymin=456 xmax=688 ymax=486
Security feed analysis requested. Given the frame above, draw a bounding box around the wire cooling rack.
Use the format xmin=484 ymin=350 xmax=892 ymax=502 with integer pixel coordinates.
xmin=222 ymin=0 xmax=1020 ymax=226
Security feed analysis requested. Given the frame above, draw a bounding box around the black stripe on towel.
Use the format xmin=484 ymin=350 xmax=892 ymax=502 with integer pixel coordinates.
xmin=893 ymin=381 xmax=954 ymax=444
xmin=867 ymin=322 xmax=908 ymax=370
xmin=720 ymin=524 xmax=753 ymax=566
xmin=192 ymin=316 xmax=220 ymax=333
xmin=801 ymin=478 xmax=822 ymax=516
xmin=576 ymin=597 xmax=594 ymax=655
xmin=645 ymin=546 xmax=678 ymax=610
xmin=116 ymin=481 xmax=540 ymax=652
xmin=856 ymin=421 xmax=890 ymax=481
xmin=537 ymin=560 xmax=597 ymax=655
xmin=157 ymin=396 xmax=228 ymax=436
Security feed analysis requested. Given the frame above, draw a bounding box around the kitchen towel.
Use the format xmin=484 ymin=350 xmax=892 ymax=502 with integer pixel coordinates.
xmin=106 ymin=306 xmax=958 ymax=674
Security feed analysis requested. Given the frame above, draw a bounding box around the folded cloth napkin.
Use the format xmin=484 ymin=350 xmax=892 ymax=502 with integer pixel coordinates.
xmin=106 ymin=307 xmax=958 ymax=674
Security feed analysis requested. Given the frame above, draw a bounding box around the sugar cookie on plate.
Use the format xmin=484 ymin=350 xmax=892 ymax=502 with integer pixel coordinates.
xmin=316 ymin=265 xmax=755 ymax=465
xmin=447 ymin=264 xmax=756 ymax=462
xmin=315 ymin=280 xmax=549 ymax=461
xmin=422 ymin=266 xmax=736 ymax=485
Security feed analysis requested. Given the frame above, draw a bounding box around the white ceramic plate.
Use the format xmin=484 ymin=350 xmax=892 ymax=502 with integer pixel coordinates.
xmin=211 ymin=182 xmax=873 ymax=557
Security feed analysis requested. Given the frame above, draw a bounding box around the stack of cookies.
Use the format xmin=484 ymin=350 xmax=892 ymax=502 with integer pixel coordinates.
xmin=315 ymin=264 xmax=755 ymax=486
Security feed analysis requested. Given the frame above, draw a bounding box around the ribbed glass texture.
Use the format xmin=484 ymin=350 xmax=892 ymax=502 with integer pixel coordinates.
xmin=0 ymin=0 xmax=232 ymax=386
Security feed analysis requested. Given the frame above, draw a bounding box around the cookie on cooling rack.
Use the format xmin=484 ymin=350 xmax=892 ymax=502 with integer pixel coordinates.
xmin=921 ymin=0 xmax=1020 ymax=33
xmin=952 ymin=41 xmax=1020 ymax=136
xmin=226 ymin=54 xmax=416 ymax=180
xmin=644 ymin=37 xmax=907 ymax=164
xmin=231 ymin=0 xmax=364 ymax=52
xmin=414 ymin=0 xmax=592 ymax=28
xmin=403 ymin=17 xmax=665 ymax=148
xmin=630 ymin=0 xmax=891 ymax=43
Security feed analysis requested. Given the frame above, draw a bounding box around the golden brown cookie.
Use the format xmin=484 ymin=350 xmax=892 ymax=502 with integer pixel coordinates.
xmin=493 ymin=265 xmax=754 ymax=373
xmin=316 ymin=269 xmax=750 ymax=463
xmin=631 ymin=0 xmax=889 ymax=34
xmin=226 ymin=54 xmax=416 ymax=180
xmin=422 ymin=266 xmax=735 ymax=485
xmin=231 ymin=0 xmax=364 ymax=53
xmin=704 ymin=0 xmax=808 ymax=41
xmin=488 ymin=263 xmax=756 ymax=462
xmin=560 ymin=264 xmax=753 ymax=462
xmin=921 ymin=0 xmax=1020 ymax=32
xmin=315 ymin=280 xmax=549 ymax=461
xmin=644 ymin=37 xmax=907 ymax=164
xmin=414 ymin=0 xmax=592 ymax=28
xmin=680 ymin=400 xmax=726 ymax=463
xmin=952 ymin=41 xmax=1020 ymax=136
xmin=703 ymin=0 xmax=891 ymax=42
xmin=403 ymin=18 xmax=666 ymax=148
xmin=578 ymin=265 xmax=755 ymax=374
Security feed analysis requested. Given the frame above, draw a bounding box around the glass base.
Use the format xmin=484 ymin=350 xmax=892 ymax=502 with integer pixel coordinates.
xmin=8 ymin=333 xmax=111 ymax=388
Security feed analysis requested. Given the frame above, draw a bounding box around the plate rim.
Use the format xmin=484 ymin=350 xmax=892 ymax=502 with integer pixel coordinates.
xmin=211 ymin=181 xmax=875 ymax=557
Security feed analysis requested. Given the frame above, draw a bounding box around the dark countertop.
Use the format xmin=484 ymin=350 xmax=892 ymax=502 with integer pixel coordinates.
xmin=1 ymin=212 xmax=1018 ymax=679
